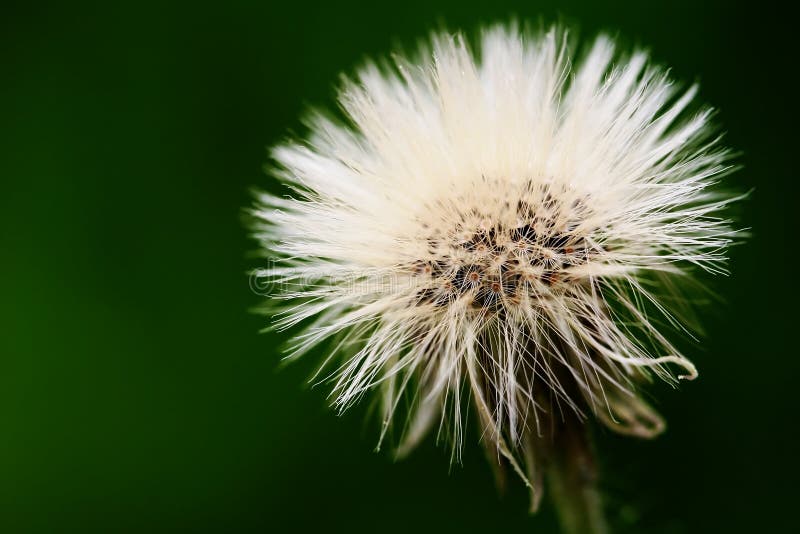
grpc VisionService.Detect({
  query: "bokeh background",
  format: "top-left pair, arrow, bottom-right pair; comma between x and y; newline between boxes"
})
1,1 -> 795,532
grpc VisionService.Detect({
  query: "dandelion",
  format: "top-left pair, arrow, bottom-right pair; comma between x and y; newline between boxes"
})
250,24 -> 740,532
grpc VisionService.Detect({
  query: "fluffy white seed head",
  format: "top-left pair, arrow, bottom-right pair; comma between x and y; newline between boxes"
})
251,24 -> 739,484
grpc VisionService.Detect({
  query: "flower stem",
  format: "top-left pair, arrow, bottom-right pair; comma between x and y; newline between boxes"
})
546,420 -> 608,534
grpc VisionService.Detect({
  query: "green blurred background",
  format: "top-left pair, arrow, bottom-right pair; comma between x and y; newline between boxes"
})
1,1 -> 795,532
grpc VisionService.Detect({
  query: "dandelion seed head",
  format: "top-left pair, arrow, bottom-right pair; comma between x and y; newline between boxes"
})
250,24 -> 741,495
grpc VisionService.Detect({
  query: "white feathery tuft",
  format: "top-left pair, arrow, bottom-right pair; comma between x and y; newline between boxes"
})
250,24 -> 740,489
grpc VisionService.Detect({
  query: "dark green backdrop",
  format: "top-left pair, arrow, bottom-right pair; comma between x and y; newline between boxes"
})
1,1 -> 795,532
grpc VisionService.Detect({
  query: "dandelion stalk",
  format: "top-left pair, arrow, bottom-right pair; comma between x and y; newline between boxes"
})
544,420 -> 607,534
